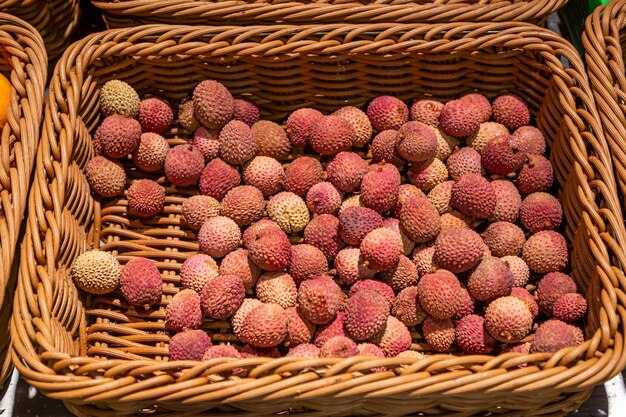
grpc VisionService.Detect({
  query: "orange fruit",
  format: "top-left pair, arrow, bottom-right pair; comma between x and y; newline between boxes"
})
0,73 -> 11,128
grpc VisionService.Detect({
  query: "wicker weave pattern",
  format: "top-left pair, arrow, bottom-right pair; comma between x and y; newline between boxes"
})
91,0 -> 567,28
11,23 -> 626,416
0,0 -> 79,60
583,0 -> 626,225
0,13 -> 46,388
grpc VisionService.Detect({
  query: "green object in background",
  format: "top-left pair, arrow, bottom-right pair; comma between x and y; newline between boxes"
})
561,0 -> 610,55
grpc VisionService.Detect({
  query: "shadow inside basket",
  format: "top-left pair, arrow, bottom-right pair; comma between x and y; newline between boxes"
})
32,25 -> 624,415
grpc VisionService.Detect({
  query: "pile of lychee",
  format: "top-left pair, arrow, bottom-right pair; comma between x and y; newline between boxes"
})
70,77 -> 587,366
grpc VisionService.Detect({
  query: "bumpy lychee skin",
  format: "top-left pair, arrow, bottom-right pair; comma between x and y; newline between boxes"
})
333,106 -> 373,147
407,158 -> 448,192
85,156 -> 126,197
490,180 -> 522,223
345,289 -> 390,340
247,228 -> 292,271
238,303 -> 288,348
482,134 -> 528,176
339,207 -> 383,246
361,163 -> 401,213
393,184 -> 428,217
481,222 -> 525,257
371,130 -> 399,163
240,345 -> 281,358
132,132 -> 169,172
446,147 -> 482,180
313,312 -> 346,347
221,185 -> 266,226
326,152 -> 369,193
412,244 -> 436,277
192,80 -> 234,129
349,279 -> 395,305
360,228 -> 403,271
231,298 -> 263,337
289,244 -> 329,285
422,317 -> 455,352
181,195 -> 220,230
516,154 -> 554,195
180,254 -> 219,293
380,255 -> 417,291
287,343 -> 320,358
492,94 -> 530,130
219,248 -> 260,291
201,274 -> 245,319
306,182 -> 341,215
190,127 -> 220,162
510,287 -> 539,318
455,286 -> 475,319
392,286 -> 426,326
553,293 -> 587,322
286,108 -> 324,147
398,196 -> 441,244
168,330 -> 211,361
251,120 -> 291,161
334,248 -> 375,285
320,336 -> 359,358
267,191 -> 309,234
371,316 -> 412,357
284,307 -> 316,347
520,192 -> 562,233
383,217 -> 415,256
513,126 -> 546,156
95,114 -> 142,158
530,319 -> 584,353
438,99 -> 482,137
432,127 -> 459,161
367,96 -> 409,132
198,216 -> 241,258
243,156 -> 284,196
233,99 -> 260,126
165,289 -> 203,332
417,271 -> 461,320
395,121 -> 438,162
461,93 -> 492,123
467,122 -> 509,154
536,272 -> 577,315
304,214 -> 345,260
455,314 -> 495,354
484,296 -> 533,343
502,256 -> 530,287
522,230 -> 568,274
219,120 -> 257,165
433,228 -> 484,273
199,158 -> 241,200
139,98 -> 173,133
256,272 -> 297,308
284,156 -> 324,197
71,250 -> 121,295
467,256 -> 514,303
440,211 -> 471,231
298,275 -> 343,325
99,80 -> 140,118
178,99 -> 200,132
426,181 -> 453,215
450,173 -> 495,219
242,219 -> 282,249
127,179 -> 165,218
120,257 -> 162,306
410,100 -> 443,126
309,115 -> 355,155
201,345 -> 243,374
165,144 -> 205,187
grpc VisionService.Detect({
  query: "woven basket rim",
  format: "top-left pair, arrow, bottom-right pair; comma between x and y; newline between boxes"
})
90,0 -> 567,25
11,22 -> 626,413
0,11 -> 47,387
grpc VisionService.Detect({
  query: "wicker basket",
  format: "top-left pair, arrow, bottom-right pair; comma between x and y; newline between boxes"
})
583,0 -> 626,220
11,23 -> 626,416
91,0 -> 567,28
0,0 -> 79,60
0,13 -> 46,388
